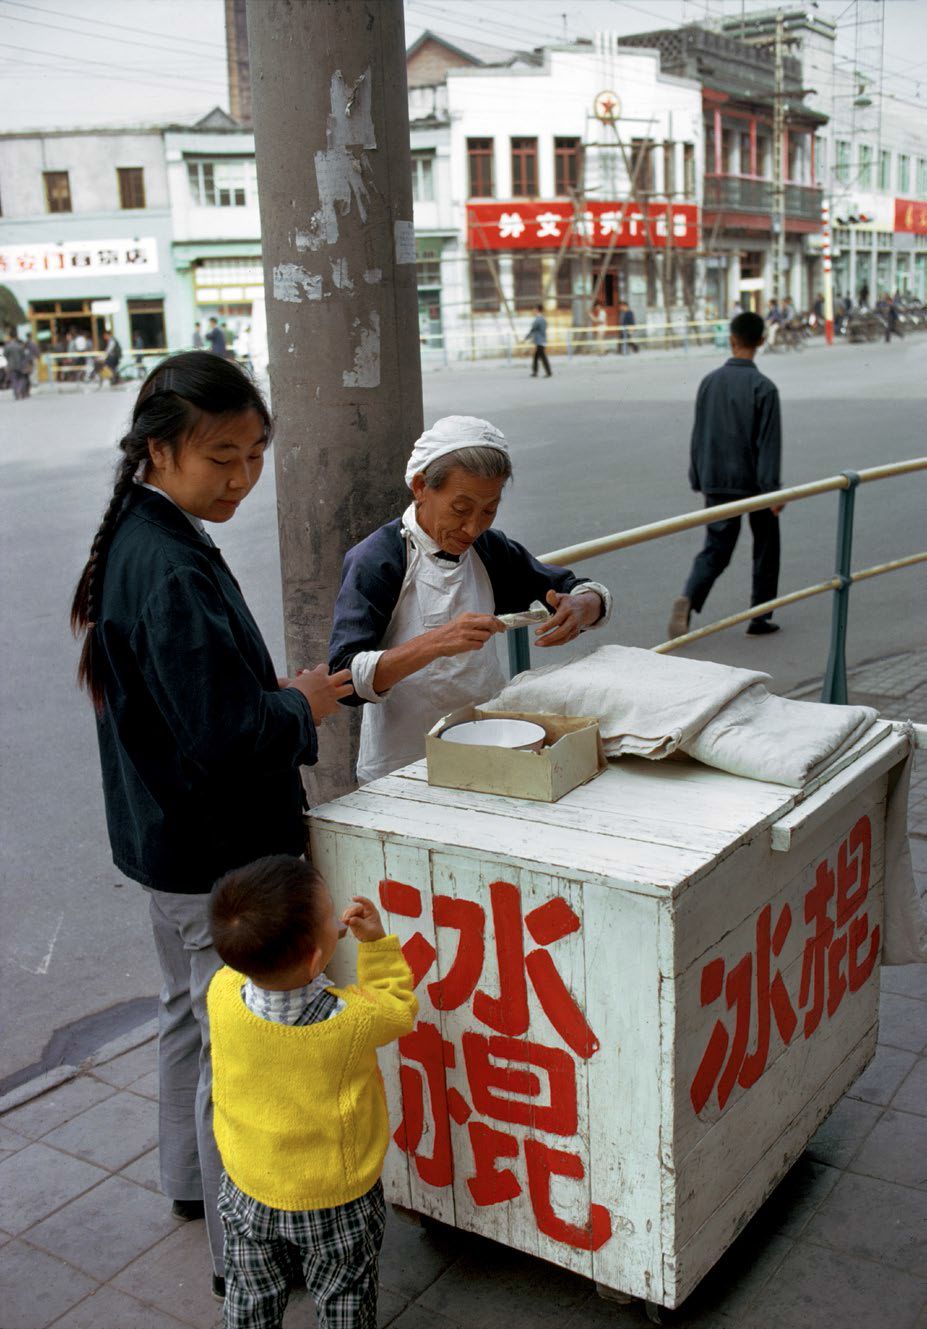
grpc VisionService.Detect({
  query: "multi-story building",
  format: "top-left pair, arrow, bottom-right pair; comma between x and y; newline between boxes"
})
716,7 -> 927,302
0,127 -> 180,357
620,23 -> 826,315
408,30 -> 704,351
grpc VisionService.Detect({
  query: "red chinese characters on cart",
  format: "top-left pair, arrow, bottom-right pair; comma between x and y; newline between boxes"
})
690,814 -> 880,1115
379,877 -> 612,1253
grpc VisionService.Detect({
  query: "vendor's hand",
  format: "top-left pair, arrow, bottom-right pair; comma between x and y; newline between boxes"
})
287,664 -> 353,722
341,895 -> 386,942
535,589 -> 601,646
771,504 -> 785,516
429,612 -> 506,658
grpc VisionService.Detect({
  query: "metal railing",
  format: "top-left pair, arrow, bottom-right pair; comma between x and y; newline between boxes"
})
506,458 -> 927,705
421,317 -> 728,363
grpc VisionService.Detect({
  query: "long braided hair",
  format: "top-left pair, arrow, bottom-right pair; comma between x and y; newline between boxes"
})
71,351 -> 272,710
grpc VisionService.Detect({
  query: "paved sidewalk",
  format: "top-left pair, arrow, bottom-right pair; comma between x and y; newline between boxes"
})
2,651 -> 924,1329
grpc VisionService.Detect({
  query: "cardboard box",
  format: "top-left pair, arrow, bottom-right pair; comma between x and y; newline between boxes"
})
426,705 -> 605,802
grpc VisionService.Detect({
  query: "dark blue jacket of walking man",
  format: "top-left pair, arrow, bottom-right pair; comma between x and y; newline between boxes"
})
668,310 -> 783,640
525,305 -> 552,377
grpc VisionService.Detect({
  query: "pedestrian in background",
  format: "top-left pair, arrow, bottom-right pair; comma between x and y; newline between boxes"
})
206,316 -> 227,359
69,351 -> 352,1300
101,330 -> 122,386
3,327 -> 32,400
192,322 -> 204,350
618,300 -> 638,354
524,304 -> 552,377
668,310 -> 783,641
878,292 -> 903,342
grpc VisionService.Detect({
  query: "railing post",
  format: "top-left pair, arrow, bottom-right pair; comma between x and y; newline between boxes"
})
821,470 -> 860,705
507,626 -> 531,677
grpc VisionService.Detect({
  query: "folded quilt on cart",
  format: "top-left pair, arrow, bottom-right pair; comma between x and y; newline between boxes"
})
482,645 -> 877,788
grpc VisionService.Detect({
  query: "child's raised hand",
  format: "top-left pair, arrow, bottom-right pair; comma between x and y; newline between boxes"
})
341,896 -> 386,943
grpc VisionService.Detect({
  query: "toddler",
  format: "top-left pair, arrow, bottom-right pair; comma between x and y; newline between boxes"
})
207,855 -> 417,1329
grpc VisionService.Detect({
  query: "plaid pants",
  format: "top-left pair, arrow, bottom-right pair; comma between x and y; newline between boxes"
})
218,1174 -> 386,1329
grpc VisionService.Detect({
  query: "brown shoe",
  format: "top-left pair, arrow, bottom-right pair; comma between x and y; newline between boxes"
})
667,595 -> 691,639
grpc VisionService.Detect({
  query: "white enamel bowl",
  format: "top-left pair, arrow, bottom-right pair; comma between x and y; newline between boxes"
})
439,718 -> 547,752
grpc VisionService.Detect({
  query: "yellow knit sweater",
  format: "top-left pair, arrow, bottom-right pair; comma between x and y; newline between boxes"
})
208,935 -> 417,1211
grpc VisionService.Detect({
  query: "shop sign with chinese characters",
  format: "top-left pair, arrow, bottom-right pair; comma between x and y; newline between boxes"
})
467,201 -> 699,251
0,237 -> 159,280
894,198 -> 927,235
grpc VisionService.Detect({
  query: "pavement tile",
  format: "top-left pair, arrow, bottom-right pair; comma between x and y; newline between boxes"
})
111,1223 -> 220,1328
127,1070 -> 160,1101
415,1240 -> 590,1329
881,965 -> 927,1001
23,1173 -> 177,1281
803,1170 -> 927,1276
0,1142 -> 106,1235
754,1241 -> 926,1329
0,1238 -> 98,1329
41,1285 -> 194,1329
378,1209 -> 470,1299
805,1096 -> 883,1169
0,1075 -> 115,1140
41,1087 -> 158,1170
846,1042 -> 918,1106
848,1108 -> 927,1187
385,1305 -> 472,1329
669,1226 -> 794,1322
748,1155 -> 842,1237
0,1120 -> 30,1163
91,1040 -> 158,1089
892,1057 -> 927,1115
121,1145 -> 162,1193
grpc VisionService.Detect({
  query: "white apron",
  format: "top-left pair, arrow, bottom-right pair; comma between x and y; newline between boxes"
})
356,517 -> 507,784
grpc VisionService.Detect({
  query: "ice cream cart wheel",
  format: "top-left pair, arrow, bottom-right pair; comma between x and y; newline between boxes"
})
645,1300 -> 678,1324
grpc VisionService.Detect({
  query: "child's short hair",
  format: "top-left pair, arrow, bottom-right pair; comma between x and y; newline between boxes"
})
730,311 -> 765,348
210,855 -> 328,979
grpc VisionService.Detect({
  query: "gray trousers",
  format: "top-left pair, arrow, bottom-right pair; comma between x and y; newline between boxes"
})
147,889 -> 224,1275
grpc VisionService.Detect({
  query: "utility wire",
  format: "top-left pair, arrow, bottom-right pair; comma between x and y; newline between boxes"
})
0,7 -> 227,65
0,0 -> 227,52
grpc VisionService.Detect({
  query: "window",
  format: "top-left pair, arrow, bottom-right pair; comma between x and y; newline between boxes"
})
556,257 -> 573,309
554,137 -> 581,195
117,167 -> 146,209
739,131 -> 751,176
630,139 -> 654,193
755,134 -> 770,178
833,227 -> 850,248
918,157 -> 927,197
814,135 -> 826,184
663,141 -> 676,196
858,144 -> 872,188
835,140 -> 850,184
187,159 -> 255,207
683,143 -> 695,197
467,138 -> 494,197
720,128 -> 734,175
128,299 -> 165,351
875,231 -> 893,248
511,137 -> 538,198
514,255 -> 542,309
411,152 -> 435,203
879,149 -> 891,191
43,170 -> 72,213
469,254 -> 499,311
416,244 -> 441,288
898,154 -> 910,192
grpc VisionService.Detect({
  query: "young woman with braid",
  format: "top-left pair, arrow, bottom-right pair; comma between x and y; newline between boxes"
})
70,352 -> 352,1299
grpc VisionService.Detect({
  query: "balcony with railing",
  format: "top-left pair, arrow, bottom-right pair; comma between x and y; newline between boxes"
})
704,176 -> 823,222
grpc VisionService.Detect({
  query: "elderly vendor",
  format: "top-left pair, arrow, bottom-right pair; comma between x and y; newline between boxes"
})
329,415 -> 612,784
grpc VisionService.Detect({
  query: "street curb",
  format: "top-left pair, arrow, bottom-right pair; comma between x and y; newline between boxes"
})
0,1018 -> 158,1116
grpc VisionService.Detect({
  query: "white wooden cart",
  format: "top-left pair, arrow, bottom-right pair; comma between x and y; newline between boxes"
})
309,718 -> 910,1313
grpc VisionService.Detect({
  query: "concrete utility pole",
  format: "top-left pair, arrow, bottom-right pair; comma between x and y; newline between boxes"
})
246,0 -> 423,804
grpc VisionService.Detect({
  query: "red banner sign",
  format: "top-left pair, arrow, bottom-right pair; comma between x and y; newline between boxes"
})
468,201 -> 699,251
894,198 -> 927,235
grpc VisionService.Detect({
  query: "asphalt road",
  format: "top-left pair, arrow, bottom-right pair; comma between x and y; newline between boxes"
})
1,336 -> 925,1082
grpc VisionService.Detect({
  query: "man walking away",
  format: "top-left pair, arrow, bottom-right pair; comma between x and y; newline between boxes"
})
525,305 -> 551,377
878,292 -> 903,342
102,331 -> 122,385
192,322 -> 204,349
3,328 -> 32,400
668,310 -> 783,640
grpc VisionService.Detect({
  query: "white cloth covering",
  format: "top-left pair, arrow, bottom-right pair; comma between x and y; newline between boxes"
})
483,645 -> 877,787
404,415 -> 509,488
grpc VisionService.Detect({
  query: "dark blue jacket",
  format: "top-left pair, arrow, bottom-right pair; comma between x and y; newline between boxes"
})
329,518 -> 590,703
688,357 -> 781,498
95,487 -> 316,892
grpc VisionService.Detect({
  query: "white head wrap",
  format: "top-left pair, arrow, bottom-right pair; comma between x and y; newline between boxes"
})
404,415 -> 509,488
